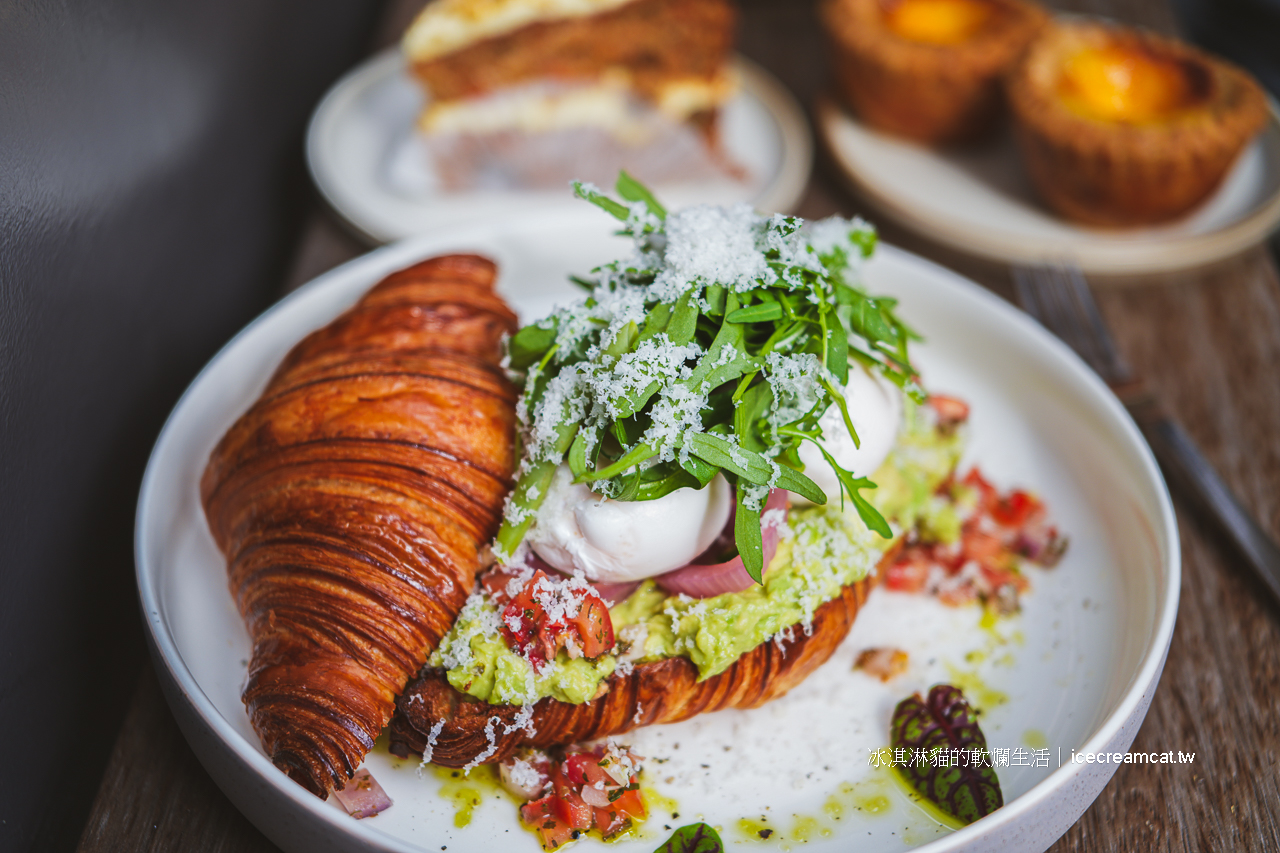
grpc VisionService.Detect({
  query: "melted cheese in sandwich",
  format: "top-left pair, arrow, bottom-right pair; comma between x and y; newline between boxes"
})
404,0 -> 639,62
419,71 -> 736,137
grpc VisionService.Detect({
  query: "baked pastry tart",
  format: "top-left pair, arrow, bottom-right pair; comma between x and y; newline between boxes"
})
1006,20 -> 1269,226
821,0 -> 1048,144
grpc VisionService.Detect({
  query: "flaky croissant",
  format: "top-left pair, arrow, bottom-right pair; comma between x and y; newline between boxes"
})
201,254 -> 518,797
387,568 -> 885,766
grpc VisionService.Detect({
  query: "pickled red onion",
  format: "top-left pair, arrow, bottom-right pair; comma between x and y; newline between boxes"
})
654,489 -> 789,598
589,580 -> 643,606
331,768 -> 392,819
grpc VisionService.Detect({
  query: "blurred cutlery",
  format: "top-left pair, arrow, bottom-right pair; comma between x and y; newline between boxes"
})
1013,261 -> 1280,606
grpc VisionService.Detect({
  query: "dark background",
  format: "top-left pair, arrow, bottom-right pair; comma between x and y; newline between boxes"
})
0,1 -> 1276,851
0,1 -> 384,849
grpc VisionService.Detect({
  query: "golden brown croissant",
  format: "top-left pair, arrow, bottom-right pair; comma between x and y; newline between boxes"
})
201,254 -> 518,797
388,569 -> 884,766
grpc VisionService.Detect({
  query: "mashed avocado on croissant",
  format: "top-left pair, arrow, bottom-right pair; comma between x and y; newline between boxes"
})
429,400 -> 963,706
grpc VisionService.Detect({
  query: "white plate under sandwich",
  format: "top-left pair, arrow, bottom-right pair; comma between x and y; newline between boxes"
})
307,49 -> 813,244
137,206 -> 1179,853
817,95 -> 1280,277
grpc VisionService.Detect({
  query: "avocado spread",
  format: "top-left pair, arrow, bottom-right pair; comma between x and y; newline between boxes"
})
428,401 -> 964,706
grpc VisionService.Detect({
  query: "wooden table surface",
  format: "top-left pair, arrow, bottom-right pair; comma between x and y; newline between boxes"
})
77,1 -> 1280,850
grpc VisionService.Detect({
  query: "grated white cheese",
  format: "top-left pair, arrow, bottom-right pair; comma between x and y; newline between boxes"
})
805,215 -> 874,266
716,431 -> 749,471
760,507 -> 792,538
763,351 -> 827,425
772,624 -> 795,655
506,702 -> 538,737
504,756 -> 543,792
465,716 -> 503,771
601,737 -> 643,782
742,481 -> 769,512
431,590 -> 505,671
644,383 -> 707,461
650,204 -> 775,300
418,719 -> 446,774
616,622 -> 648,664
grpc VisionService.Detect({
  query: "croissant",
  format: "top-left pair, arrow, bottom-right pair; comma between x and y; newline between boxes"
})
387,565 -> 888,766
201,254 -> 518,797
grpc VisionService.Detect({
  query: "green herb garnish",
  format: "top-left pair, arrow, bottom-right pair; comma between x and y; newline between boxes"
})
891,684 -> 1004,825
495,174 -> 924,581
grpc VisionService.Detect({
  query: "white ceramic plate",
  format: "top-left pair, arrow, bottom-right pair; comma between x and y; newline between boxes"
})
818,96 -> 1280,276
307,49 -> 812,244
137,206 -> 1179,853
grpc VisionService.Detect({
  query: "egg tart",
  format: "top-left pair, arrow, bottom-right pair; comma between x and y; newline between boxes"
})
1007,21 -> 1269,227
821,0 -> 1048,144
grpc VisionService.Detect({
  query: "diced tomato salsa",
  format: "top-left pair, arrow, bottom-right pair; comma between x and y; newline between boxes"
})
503,743 -> 645,850
482,568 -> 615,671
884,554 -> 930,593
884,462 -> 1065,610
928,394 -> 970,428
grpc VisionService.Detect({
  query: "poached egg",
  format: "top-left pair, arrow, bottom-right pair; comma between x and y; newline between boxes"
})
526,366 -> 900,579
795,364 -> 902,503
527,465 -> 734,584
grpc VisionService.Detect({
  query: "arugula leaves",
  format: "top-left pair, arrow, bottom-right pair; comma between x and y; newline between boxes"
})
494,174 -> 923,577
891,685 -> 1004,826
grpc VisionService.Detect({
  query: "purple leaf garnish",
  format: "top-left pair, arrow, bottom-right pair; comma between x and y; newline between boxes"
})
653,822 -> 724,853
891,684 -> 1003,825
